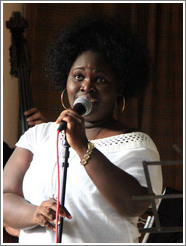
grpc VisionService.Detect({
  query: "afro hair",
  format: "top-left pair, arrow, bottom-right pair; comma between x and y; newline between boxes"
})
45,15 -> 151,99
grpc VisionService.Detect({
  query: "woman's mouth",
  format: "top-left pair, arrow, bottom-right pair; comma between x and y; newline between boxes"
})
90,99 -> 98,104
76,95 -> 98,104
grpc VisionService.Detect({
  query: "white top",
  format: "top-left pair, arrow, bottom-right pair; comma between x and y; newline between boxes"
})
16,122 -> 163,244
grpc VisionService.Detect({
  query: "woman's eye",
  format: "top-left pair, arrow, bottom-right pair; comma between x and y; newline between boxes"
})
74,74 -> 84,81
96,77 -> 107,84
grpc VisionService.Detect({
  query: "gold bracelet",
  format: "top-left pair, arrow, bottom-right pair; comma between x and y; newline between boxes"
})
80,142 -> 95,166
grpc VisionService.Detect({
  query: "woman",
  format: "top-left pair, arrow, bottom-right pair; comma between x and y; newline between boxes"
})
3,16 -> 163,243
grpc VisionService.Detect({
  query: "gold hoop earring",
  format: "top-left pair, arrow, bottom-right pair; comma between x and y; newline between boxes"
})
61,88 -> 68,109
121,96 -> 125,112
114,95 -> 126,114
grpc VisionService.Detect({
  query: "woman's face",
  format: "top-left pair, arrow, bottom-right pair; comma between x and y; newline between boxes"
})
66,50 -> 121,123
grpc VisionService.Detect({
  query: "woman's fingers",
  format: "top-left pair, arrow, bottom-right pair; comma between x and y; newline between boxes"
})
48,198 -> 72,219
34,198 -> 72,231
42,207 -> 56,221
59,206 -> 72,219
56,109 -> 83,125
56,109 -> 88,150
34,213 -> 56,231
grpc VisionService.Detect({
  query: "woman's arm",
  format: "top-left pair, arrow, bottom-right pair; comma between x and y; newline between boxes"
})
3,147 -> 38,229
3,147 -> 72,230
77,146 -> 151,217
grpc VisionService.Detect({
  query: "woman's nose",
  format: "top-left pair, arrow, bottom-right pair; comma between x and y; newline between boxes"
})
80,79 -> 95,92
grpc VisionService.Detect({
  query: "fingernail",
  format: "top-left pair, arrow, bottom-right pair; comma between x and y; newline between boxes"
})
54,219 -> 61,225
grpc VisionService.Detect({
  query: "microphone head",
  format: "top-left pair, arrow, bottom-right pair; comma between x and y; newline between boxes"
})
73,96 -> 92,116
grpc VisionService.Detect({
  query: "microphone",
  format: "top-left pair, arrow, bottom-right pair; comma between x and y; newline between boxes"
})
57,96 -> 92,132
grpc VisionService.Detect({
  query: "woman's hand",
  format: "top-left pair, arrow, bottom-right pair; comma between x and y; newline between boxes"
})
33,198 -> 72,231
56,109 -> 88,150
24,108 -> 48,126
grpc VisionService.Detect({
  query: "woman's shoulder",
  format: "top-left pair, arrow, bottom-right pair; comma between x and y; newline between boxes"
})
17,122 -> 58,144
16,122 -> 58,151
26,122 -> 58,135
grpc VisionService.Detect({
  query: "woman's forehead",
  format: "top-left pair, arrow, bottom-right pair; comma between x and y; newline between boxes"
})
70,50 -> 115,74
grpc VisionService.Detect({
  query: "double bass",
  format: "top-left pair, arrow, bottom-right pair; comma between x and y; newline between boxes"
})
6,11 -> 33,135
4,11 -> 33,243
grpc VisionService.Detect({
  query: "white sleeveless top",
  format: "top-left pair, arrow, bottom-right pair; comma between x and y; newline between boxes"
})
16,122 -> 163,244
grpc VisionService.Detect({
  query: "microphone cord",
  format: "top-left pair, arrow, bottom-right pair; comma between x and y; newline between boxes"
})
56,129 -> 60,243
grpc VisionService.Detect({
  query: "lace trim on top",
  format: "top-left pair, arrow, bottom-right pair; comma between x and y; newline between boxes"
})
91,132 -> 158,153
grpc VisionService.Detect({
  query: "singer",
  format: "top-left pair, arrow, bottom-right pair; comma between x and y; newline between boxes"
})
3,15 -> 163,243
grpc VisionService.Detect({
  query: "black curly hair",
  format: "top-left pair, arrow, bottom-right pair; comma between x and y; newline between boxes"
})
45,15 -> 151,99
